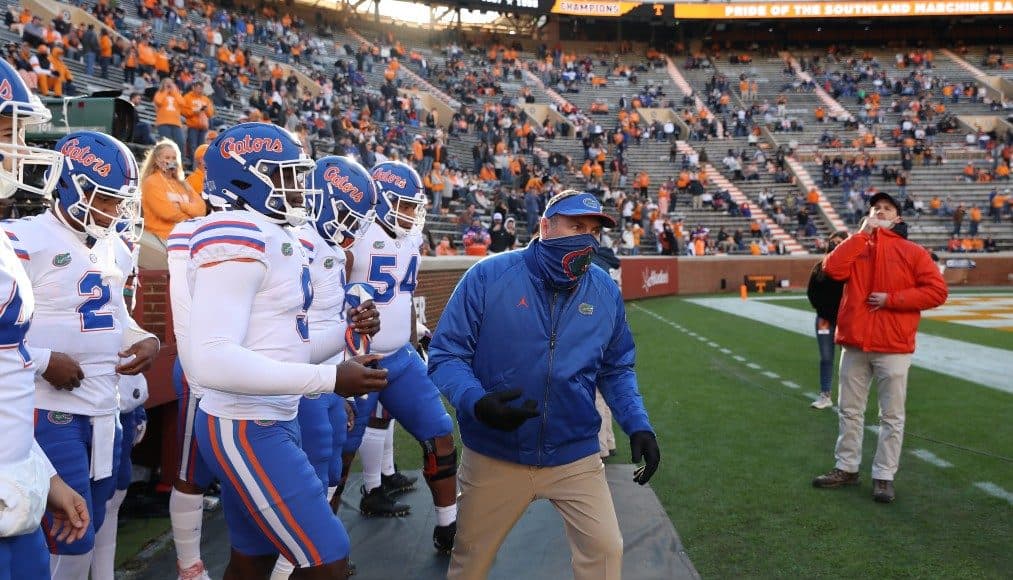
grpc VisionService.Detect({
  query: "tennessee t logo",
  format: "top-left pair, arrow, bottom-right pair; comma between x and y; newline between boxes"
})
517,296 -> 528,308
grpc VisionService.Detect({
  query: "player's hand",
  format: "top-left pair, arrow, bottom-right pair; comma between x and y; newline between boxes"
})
116,337 -> 160,375
344,399 -> 356,431
630,431 -> 660,485
46,475 -> 89,544
474,388 -> 540,432
334,354 -> 388,397
867,292 -> 889,311
44,352 -> 84,391
348,300 -> 380,337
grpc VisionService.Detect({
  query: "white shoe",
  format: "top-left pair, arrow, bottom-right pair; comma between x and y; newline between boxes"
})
811,393 -> 833,409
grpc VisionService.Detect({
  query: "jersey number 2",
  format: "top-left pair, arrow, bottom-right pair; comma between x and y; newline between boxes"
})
367,255 -> 418,304
77,272 -> 115,331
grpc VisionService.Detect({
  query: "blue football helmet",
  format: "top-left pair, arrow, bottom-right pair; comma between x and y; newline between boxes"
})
0,58 -> 63,198
310,156 -> 376,248
203,123 -> 318,226
50,131 -> 140,240
371,161 -> 426,237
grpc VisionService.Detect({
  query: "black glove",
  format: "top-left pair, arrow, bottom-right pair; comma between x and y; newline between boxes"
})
630,431 -> 660,485
474,388 -> 540,432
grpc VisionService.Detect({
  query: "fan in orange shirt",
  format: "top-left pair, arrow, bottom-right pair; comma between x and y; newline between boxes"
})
185,144 -> 208,196
140,140 -> 206,241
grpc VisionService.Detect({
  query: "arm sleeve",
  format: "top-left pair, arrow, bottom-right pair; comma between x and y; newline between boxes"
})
598,288 -> 653,436
27,346 -> 51,375
427,265 -> 488,422
887,250 -> 949,312
822,232 -> 868,281
178,187 -> 207,219
188,260 -> 336,395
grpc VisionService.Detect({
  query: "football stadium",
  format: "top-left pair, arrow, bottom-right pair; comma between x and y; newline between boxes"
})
0,0 -> 1009,578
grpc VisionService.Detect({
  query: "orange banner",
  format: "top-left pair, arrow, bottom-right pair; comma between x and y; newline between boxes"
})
551,0 -> 643,16
673,1 -> 1013,18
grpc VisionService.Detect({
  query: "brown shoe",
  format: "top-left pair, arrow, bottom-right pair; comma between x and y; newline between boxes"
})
873,479 -> 896,503
812,468 -> 860,488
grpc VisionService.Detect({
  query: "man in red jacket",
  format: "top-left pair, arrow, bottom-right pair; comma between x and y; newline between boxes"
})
812,192 -> 947,503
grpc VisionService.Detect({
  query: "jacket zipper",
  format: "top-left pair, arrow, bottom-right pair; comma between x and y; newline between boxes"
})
538,290 -> 560,467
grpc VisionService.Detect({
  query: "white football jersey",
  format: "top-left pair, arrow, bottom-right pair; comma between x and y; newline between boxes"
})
167,218 -> 204,397
6,212 -> 133,416
0,225 -> 37,465
348,223 -> 421,355
190,211 -> 314,421
294,225 -> 347,365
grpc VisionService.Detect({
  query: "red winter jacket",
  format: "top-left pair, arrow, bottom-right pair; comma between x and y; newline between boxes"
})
823,227 -> 947,354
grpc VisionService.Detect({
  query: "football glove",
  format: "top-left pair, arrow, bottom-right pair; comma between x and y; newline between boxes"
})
474,388 -> 540,432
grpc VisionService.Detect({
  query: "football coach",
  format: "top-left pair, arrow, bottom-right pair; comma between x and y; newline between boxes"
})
429,190 -> 661,580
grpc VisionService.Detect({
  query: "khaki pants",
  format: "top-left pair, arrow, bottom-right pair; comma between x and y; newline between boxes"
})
834,348 -> 912,481
450,448 -> 623,580
595,390 -> 616,457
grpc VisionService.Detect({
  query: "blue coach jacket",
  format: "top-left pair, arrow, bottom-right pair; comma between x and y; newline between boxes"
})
428,242 -> 653,467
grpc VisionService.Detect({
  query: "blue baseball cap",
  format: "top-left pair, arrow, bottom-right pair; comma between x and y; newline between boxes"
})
543,191 -> 617,228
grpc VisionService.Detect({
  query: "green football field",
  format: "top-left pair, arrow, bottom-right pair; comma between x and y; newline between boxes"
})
118,291 -> 1013,578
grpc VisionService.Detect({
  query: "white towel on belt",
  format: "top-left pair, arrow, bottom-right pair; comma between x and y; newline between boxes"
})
90,414 -> 118,480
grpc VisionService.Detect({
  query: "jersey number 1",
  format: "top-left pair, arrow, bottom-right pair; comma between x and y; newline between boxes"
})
78,272 -> 115,331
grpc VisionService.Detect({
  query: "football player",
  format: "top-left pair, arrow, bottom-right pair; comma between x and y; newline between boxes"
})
166,159 -> 219,580
6,129 -> 157,579
343,160 -> 458,553
0,57 -> 89,579
270,156 -> 379,580
91,230 -> 149,580
184,123 -> 387,579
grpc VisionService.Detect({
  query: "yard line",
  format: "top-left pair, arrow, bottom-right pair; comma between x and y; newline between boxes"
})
707,341 -> 720,348
782,380 -> 801,390
910,449 -> 953,468
720,348 -> 732,354
685,297 -> 1013,393
973,482 -> 1013,505
761,371 -> 780,379
746,362 -> 763,370
733,355 -> 747,362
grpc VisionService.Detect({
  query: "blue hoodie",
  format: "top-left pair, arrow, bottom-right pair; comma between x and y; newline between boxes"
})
428,242 -> 653,467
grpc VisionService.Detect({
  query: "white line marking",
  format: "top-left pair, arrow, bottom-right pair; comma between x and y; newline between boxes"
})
733,355 -> 747,362
707,341 -> 720,348
866,425 -> 880,435
910,449 -> 953,468
697,336 -> 708,342
720,348 -> 732,354
782,380 -> 801,390
761,370 -> 780,379
685,297 -> 1013,393
746,362 -> 763,370
973,482 -> 1013,505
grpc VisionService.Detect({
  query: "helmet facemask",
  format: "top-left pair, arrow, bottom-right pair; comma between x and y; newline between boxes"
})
0,100 -> 64,199
382,191 -> 426,238
232,152 -> 319,227
60,171 -> 141,240
316,186 -> 375,248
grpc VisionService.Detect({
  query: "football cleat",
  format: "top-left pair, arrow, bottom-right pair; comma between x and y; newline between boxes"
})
380,470 -> 418,497
359,485 -> 410,518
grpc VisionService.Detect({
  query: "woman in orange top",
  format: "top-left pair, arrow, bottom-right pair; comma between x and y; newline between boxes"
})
140,140 -> 205,241
185,144 -> 208,195
183,85 -> 214,166
152,78 -> 186,163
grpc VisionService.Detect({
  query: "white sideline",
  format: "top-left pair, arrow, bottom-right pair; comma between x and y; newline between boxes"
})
910,449 -> 954,468
685,298 -> 1013,394
973,482 -> 1013,505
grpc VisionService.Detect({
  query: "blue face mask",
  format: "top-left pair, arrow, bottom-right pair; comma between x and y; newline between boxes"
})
533,233 -> 599,289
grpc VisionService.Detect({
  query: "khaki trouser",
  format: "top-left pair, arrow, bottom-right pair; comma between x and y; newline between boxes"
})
450,448 -> 623,580
595,390 -> 616,457
834,348 -> 912,481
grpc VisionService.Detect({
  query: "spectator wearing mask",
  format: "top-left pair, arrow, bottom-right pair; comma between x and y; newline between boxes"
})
807,230 -> 849,410
140,140 -> 205,241
182,84 -> 214,167
463,218 -> 491,256
813,192 -> 947,503
153,78 -> 186,156
488,213 -> 515,253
